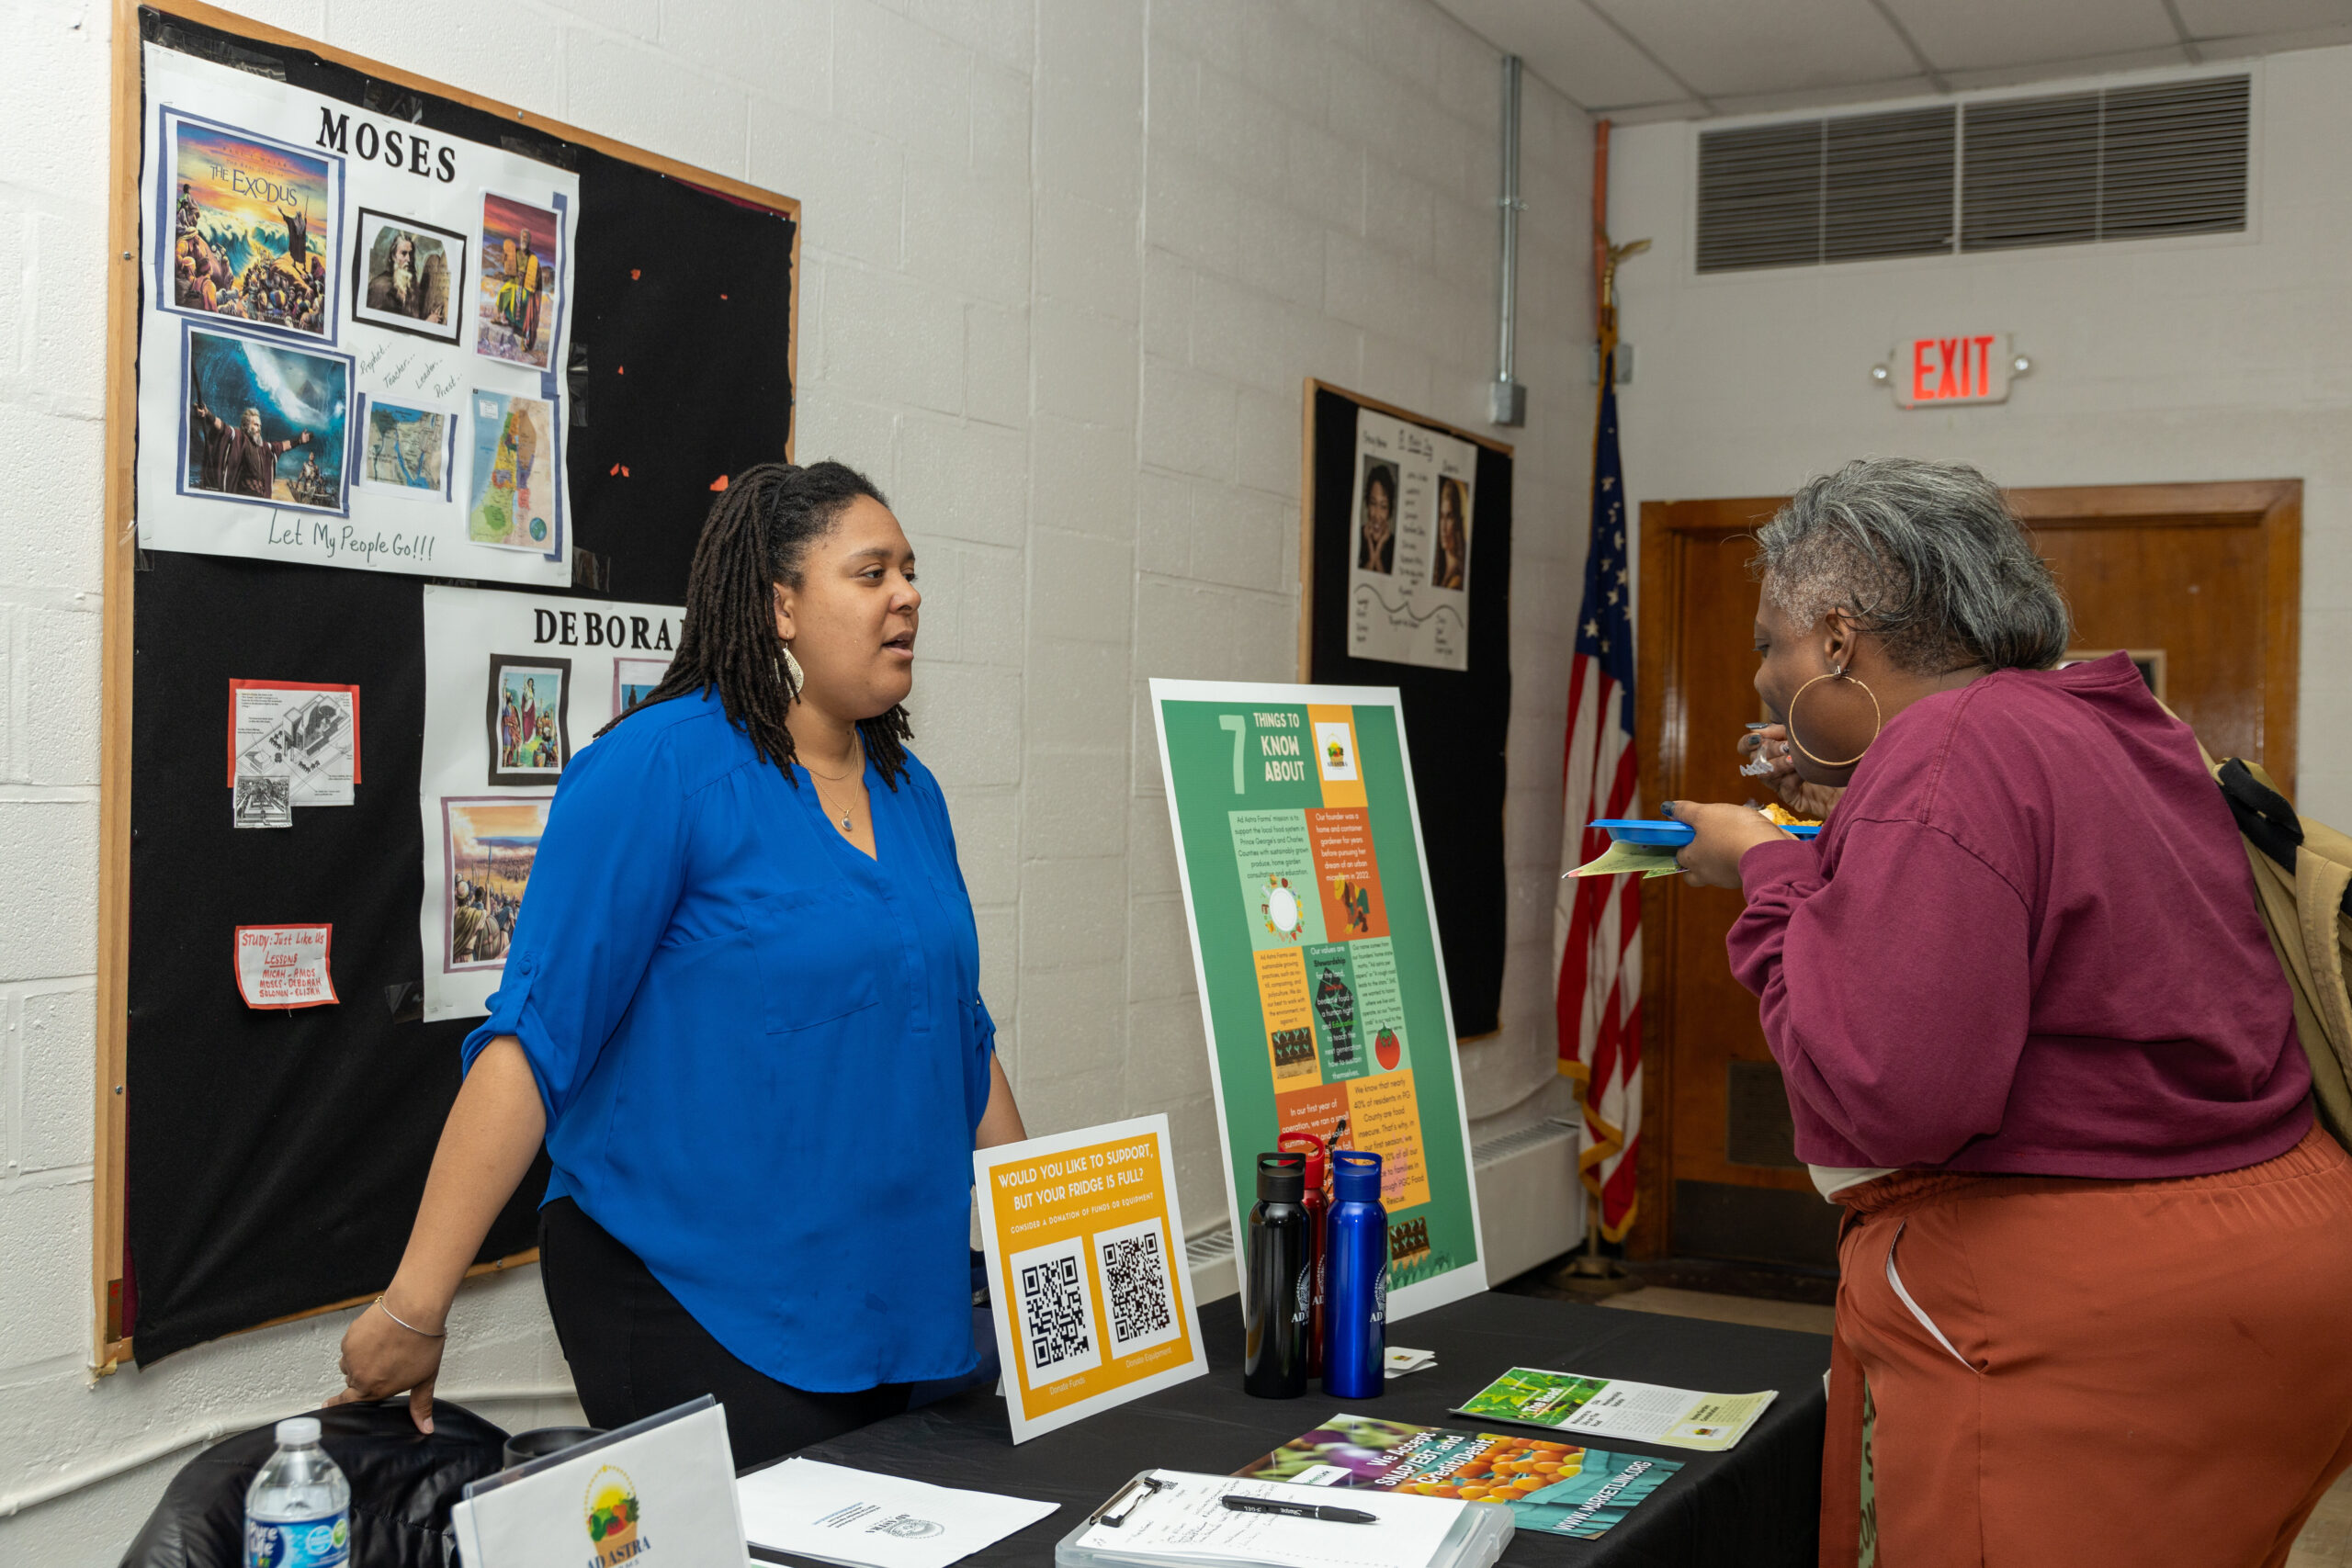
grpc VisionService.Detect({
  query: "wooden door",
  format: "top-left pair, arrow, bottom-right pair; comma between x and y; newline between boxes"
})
1630,481 -> 2301,1264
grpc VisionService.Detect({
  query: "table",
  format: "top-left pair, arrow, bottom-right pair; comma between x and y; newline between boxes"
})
755,1291 -> 1831,1565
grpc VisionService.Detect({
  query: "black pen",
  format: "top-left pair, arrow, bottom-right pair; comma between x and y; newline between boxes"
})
1222,1495 -> 1378,1525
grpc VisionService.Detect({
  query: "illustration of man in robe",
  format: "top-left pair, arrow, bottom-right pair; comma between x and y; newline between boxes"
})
499,690 -> 522,767
279,203 -> 310,276
367,231 -> 446,323
517,680 -> 539,766
190,386 -> 311,500
495,228 -> 545,355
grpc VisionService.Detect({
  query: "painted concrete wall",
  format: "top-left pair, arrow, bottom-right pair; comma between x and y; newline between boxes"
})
1608,50 -> 2352,824
0,0 -> 1594,1551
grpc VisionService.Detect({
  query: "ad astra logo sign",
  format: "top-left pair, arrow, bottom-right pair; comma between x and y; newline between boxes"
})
315,107 -> 459,183
1892,333 -> 2015,408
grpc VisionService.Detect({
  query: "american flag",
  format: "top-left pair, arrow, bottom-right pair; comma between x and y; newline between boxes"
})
1554,344 -> 1641,1241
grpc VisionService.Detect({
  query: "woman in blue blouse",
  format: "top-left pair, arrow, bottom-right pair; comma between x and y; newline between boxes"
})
331,462 -> 1026,1463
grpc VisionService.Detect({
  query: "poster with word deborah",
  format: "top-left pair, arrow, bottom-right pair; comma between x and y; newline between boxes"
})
1150,680 -> 1487,1320
417,584 -> 682,1021
974,1115 -> 1206,1443
136,45 -> 575,584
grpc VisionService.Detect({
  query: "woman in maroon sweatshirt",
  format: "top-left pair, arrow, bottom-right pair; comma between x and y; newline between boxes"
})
1668,458 -> 2352,1568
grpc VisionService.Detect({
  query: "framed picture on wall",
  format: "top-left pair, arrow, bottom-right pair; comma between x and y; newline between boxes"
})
350,208 -> 468,344
484,653 -> 571,786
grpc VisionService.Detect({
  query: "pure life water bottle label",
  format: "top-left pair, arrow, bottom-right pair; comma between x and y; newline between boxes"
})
247,1512 -> 350,1568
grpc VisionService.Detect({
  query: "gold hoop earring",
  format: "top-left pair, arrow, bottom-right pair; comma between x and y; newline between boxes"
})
1785,664 -> 1882,768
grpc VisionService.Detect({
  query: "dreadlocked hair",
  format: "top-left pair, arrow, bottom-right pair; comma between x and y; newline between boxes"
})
595,460 -> 914,788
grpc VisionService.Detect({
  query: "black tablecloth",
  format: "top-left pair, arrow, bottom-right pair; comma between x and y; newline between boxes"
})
754,1291 -> 1831,1565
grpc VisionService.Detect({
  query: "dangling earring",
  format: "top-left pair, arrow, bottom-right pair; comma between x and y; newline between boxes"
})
1785,661 -> 1882,768
781,642 -> 805,700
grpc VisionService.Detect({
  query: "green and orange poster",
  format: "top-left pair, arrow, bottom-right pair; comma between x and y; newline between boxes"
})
1150,680 -> 1487,1317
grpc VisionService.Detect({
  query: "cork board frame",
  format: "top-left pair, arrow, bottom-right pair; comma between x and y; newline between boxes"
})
97,0 -> 801,1371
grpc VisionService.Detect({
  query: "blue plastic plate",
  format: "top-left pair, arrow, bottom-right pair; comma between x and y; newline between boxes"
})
1591,818 -> 1821,845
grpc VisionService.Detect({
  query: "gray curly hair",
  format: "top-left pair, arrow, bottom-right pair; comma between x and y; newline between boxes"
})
1752,457 -> 2071,673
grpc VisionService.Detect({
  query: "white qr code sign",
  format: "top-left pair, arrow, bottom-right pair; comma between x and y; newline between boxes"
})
976,1114 -> 1208,1443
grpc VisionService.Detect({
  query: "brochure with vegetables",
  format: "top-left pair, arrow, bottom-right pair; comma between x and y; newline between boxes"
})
1235,1413 -> 1682,1541
1453,1367 -> 1776,1452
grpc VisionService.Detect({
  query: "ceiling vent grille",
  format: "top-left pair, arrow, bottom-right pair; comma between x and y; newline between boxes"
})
1698,74 -> 2247,273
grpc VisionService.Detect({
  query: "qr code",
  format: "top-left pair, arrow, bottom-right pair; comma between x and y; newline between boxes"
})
1095,1217 -> 1182,1356
1021,1254 -> 1093,1371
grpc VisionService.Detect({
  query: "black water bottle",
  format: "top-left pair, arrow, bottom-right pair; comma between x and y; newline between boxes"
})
1244,1152 -> 1312,1398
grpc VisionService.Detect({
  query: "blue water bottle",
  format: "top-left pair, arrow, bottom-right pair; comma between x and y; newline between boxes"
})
1322,1149 -> 1387,1399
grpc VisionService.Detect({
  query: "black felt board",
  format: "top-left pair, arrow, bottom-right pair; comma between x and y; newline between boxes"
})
1306,386 -> 1512,1039
760,1291 -> 1829,1566
126,7 -> 797,1364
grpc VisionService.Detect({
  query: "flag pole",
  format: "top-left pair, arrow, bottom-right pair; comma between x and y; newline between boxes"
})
1561,120 -> 1647,1295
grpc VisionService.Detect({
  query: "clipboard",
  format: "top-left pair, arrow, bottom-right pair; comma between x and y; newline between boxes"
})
1053,1470 -> 1514,1568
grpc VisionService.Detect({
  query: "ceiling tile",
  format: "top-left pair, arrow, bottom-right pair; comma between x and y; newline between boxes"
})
2172,0 -> 2352,38
1432,0 -> 1690,108
1589,0 -> 1919,99
1882,0 -> 2178,73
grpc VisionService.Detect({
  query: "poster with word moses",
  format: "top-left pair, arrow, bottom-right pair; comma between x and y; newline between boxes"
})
1150,679 -> 1486,1319
137,45 -> 576,584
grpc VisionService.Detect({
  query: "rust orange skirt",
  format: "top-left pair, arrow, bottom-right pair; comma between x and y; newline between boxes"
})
1821,1122 -> 2352,1568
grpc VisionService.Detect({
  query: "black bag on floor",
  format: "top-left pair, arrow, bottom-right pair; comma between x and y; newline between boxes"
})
120,1400 -> 507,1568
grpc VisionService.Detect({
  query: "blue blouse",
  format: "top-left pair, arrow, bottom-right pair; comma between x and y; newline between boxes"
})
461,689 -> 996,1392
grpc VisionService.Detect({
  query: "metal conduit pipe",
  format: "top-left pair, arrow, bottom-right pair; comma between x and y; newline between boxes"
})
1490,53 -> 1527,427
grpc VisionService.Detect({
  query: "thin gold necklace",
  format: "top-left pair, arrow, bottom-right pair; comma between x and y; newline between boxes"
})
804,736 -> 865,834
802,730 -> 863,782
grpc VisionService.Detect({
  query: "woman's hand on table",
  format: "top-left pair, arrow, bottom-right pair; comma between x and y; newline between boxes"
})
328,1290 -> 447,1432
1662,800 -> 1794,889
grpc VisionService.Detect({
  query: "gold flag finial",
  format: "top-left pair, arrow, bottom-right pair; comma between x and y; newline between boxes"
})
1598,234 -> 1650,350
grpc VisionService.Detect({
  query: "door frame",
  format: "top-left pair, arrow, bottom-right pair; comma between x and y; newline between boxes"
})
1628,479 -> 2301,1258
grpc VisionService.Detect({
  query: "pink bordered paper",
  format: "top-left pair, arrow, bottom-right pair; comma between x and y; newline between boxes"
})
233,923 -> 339,1010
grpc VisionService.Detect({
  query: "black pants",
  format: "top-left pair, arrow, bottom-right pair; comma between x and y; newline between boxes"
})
538,1197 -> 910,1469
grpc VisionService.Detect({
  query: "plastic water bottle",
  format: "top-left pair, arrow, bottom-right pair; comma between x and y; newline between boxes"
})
1322,1149 -> 1388,1399
245,1416 -> 351,1568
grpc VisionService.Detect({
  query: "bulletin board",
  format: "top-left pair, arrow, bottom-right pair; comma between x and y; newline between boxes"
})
96,0 -> 800,1369
1299,382 -> 1513,1039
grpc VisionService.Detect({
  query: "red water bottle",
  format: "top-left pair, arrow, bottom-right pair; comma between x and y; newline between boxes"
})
1279,1132 -> 1329,1377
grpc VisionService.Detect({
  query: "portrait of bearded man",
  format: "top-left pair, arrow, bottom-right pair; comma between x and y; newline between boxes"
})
366,230 -> 447,323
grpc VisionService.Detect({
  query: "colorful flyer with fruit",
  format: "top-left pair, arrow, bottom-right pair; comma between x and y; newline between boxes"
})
974,1114 -> 1208,1443
1150,680 -> 1487,1319
1238,1413 -> 1684,1540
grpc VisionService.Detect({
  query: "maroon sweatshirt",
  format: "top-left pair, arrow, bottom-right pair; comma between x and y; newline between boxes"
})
1729,651 -> 2311,1178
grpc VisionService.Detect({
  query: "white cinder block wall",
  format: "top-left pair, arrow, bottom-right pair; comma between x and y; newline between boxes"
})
0,0 -> 1593,1551
1610,50 -> 2352,826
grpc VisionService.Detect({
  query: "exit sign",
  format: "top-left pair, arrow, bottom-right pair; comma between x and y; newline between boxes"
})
1894,333 -> 2012,408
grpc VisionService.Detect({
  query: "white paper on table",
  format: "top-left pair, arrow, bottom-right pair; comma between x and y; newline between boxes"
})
737,1458 -> 1059,1568
1072,1472 -> 1464,1568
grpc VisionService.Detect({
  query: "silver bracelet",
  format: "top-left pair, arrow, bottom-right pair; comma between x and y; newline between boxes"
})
376,1294 -> 447,1339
